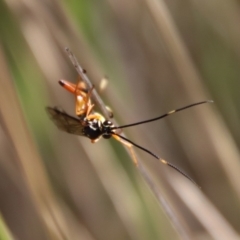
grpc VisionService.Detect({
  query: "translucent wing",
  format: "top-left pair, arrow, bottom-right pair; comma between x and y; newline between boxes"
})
46,107 -> 85,136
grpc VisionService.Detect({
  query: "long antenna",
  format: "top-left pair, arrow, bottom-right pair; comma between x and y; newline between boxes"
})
112,100 -> 213,130
112,133 -> 199,187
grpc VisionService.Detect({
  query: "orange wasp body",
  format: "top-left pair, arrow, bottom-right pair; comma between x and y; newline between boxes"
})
47,77 -> 212,185
59,79 -> 94,118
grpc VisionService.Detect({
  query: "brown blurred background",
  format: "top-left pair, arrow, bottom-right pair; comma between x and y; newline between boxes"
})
0,0 -> 240,239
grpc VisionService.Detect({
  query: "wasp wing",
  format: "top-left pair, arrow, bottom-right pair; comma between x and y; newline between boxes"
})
46,107 -> 85,136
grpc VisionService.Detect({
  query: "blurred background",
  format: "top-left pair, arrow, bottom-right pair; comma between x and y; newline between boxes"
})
0,0 -> 240,239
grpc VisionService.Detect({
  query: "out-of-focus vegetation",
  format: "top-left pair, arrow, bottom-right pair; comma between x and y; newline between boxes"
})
0,0 -> 240,239
0,215 -> 13,240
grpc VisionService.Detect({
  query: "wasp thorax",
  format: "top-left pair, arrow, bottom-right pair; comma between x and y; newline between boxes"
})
82,118 -> 103,140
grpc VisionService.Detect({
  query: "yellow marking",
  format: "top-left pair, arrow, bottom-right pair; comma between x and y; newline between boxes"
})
168,110 -> 176,114
87,112 -> 105,122
160,159 -> 168,165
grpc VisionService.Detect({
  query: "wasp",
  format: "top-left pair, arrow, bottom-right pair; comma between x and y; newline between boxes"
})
46,78 -> 212,185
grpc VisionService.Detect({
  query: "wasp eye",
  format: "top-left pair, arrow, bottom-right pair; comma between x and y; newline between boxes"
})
103,120 -> 112,127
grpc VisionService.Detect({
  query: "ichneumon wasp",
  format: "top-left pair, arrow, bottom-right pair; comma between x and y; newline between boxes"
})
46,77 -> 212,185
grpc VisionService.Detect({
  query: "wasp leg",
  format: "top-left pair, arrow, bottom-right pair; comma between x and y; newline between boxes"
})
75,83 -> 94,117
59,79 -> 89,94
105,106 -> 114,118
59,79 -> 77,93
85,86 -> 95,117
112,134 -> 138,166
91,138 -> 101,143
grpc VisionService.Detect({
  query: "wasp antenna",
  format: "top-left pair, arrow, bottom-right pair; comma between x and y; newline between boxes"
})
160,159 -> 200,188
112,100 -> 213,130
113,133 -> 199,187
